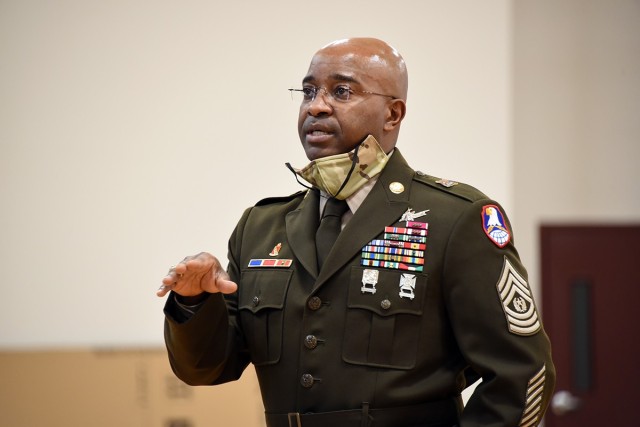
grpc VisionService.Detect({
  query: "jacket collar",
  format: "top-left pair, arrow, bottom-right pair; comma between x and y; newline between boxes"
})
285,148 -> 414,286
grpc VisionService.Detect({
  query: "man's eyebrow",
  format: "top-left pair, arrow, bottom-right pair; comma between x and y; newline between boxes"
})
302,73 -> 360,85
330,73 -> 359,84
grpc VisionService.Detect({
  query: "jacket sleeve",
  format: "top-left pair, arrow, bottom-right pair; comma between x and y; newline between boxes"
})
163,208 -> 252,386
443,199 -> 556,427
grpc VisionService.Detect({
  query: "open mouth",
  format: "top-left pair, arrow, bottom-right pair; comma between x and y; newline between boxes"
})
305,129 -> 334,143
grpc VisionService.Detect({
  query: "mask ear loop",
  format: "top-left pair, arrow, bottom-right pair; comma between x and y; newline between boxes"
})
285,141 -> 361,198
333,143 -> 360,199
285,162 -> 313,191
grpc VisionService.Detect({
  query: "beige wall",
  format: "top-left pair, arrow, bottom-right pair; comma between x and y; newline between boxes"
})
0,0 -> 512,348
512,0 -> 640,304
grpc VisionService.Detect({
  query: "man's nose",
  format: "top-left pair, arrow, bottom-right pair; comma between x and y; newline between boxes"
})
307,89 -> 333,116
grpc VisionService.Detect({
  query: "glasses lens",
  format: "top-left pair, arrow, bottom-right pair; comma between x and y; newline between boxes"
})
332,85 -> 351,101
289,86 -> 355,102
303,87 -> 318,101
289,88 -> 316,102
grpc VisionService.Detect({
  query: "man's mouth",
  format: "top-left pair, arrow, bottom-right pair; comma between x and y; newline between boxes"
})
303,122 -> 335,142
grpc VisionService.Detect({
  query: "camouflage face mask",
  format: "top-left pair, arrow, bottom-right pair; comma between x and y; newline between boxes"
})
287,135 -> 389,200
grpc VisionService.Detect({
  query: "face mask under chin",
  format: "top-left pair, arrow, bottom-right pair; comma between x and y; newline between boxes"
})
287,135 -> 389,200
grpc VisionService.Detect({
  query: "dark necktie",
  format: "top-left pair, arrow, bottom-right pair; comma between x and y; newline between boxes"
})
316,197 -> 349,269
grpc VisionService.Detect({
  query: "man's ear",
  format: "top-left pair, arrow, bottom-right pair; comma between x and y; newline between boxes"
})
383,99 -> 406,131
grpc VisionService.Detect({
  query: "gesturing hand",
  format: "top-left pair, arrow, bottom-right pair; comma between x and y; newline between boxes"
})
156,252 -> 238,298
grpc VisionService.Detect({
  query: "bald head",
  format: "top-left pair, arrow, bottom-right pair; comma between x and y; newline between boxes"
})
314,38 -> 408,101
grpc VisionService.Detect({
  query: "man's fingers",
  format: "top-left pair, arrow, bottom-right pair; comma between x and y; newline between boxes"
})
158,266 -> 181,297
163,262 -> 183,277
185,252 -> 216,271
164,254 -> 212,282
216,278 -> 238,294
156,283 -> 173,297
212,268 -> 237,294
173,263 -> 188,275
157,252 -> 226,298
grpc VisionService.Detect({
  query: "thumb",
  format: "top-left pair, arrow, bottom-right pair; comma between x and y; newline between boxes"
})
216,277 -> 238,294
204,268 -> 237,294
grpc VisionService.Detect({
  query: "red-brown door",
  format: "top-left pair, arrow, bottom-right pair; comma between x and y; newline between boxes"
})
541,225 -> 640,426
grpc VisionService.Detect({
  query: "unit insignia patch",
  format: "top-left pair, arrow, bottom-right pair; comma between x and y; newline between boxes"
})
496,257 -> 540,336
482,204 -> 511,248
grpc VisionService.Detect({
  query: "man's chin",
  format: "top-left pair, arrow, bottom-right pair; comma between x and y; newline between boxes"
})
302,140 -> 361,161
302,142 -> 336,161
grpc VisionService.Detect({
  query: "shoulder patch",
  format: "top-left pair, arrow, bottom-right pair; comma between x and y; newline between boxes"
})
413,171 -> 488,203
255,190 -> 306,207
496,257 -> 541,336
481,204 -> 511,248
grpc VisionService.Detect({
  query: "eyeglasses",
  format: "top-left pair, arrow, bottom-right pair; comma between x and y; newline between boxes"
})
288,85 -> 397,103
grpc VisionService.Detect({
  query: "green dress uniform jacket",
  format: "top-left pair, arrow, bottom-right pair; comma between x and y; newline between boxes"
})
164,149 -> 556,427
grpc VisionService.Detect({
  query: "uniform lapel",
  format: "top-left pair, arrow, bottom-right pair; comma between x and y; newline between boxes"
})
285,189 -> 320,279
313,149 -> 414,291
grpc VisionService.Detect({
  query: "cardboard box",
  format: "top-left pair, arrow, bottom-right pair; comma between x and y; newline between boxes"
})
0,348 -> 264,427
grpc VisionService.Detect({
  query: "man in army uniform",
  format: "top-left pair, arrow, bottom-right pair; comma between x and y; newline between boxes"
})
157,37 -> 555,427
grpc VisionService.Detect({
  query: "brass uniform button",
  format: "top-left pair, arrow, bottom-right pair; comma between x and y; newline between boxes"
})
380,299 -> 391,310
307,296 -> 322,311
252,296 -> 260,307
304,335 -> 318,349
300,374 -> 314,388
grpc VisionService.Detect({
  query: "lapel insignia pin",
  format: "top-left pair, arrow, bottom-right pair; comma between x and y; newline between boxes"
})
389,182 -> 405,194
400,207 -> 430,223
399,273 -> 416,299
361,269 -> 379,294
269,243 -> 282,256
